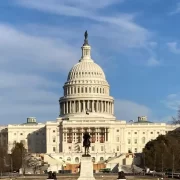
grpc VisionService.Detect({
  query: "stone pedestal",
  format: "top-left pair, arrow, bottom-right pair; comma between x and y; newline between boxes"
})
77,156 -> 95,180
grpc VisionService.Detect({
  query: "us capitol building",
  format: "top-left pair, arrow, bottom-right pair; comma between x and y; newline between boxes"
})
0,32 -> 178,165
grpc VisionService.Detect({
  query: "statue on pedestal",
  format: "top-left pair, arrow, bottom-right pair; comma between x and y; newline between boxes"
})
117,171 -> 126,180
82,131 -> 91,157
47,171 -> 57,180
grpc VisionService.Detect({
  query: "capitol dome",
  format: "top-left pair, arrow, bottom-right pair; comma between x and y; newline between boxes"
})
67,61 -> 106,81
59,31 -> 114,119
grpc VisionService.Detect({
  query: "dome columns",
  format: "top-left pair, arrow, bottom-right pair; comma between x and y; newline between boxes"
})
59,99 -> 114,116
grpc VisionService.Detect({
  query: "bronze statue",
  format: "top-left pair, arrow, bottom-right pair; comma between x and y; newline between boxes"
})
83,30 -> 89,45
117,171 -> 126,179
47,171 -> 57,180
84,30 -> 88,40
83,131 -> 91,156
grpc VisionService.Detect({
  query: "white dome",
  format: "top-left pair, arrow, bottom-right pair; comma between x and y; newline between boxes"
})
59,31 -> 114,120
67,61 -> 106,81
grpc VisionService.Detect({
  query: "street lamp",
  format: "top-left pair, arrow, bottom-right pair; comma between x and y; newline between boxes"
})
172,151 -> 175,179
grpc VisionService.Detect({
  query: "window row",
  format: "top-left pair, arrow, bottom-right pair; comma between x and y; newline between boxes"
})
128,148 -> 138,153
64,86 -> 109,96
127,131 -> 160,135
68,71 -> 103,79
128,137 -> 146,144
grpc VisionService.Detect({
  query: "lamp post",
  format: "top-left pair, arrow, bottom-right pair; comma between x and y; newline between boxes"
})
172,151 -> 174,179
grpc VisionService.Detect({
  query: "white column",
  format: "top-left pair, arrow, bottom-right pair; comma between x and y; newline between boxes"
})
67,101 -> 69,114
73,101 -> 75,113
109,102 -> 110,113
112,102 -> 114,115
92,100 -> 94,112
87,100 -> 89,110
105,101 -> 107,112
107,102 -> 109,113
63,102 -> 65,114
83,100 -> 85,112
78,101 -> 80,112
69,101 -> 71,113
101,101 -> 103,112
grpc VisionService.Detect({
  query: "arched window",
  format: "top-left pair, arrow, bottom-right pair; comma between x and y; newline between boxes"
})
100,157 -> 104,161
67,157 -> 71,161
97,88 -> 98,93
78,87 -> 80,93
74,87 -> 76,93
92,157 -> 95,162
103,88 -> 104,93
100,88 -> 101,93
85,87 -> 87,93
75,157 -> 79,163
142,137 -> 145,144
81,87 -> 83,93
89,87 -> 91,93
93,87 -> 95,93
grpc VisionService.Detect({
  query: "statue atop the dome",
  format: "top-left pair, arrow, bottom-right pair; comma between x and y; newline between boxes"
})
83,30 -> 89,45
84,30 -> 88,40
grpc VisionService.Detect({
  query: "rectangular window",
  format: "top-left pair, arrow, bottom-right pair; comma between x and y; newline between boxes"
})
91,146 -> 95,151
53,147 -> 56,152
128,139 -> 131,144
134,148 -> 137,153
101,146 -> 104,151
128,148 -> 132,153
134,139 -> 137,144
53,139 -> 56,143
117,146 -> 119,151
116,137 -> 119,142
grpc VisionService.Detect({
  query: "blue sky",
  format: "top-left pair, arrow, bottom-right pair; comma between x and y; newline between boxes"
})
1,0 -> 180,124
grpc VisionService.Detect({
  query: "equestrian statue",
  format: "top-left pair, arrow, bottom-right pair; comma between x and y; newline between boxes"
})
83,131 -> 91,157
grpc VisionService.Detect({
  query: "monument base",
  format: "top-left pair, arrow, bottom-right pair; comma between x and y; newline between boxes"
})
77,156 -> 95,180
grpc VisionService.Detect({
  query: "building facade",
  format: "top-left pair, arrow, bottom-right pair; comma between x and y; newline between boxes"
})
0,33 -> 179,164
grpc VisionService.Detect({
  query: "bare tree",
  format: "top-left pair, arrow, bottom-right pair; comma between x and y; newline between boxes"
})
172,106 -> 180,124
25,155 -> 42,174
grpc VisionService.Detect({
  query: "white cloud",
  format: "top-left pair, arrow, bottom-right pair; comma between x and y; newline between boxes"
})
0,1 -> 159,124
147,57 -> 160,67
15,0 -> 151,49
169,2 -> 180,15
148,41 -> 157,48
163,93 -> 180,110
0,72 -> 61,124
0,24 -> 79,73
167,42 -> 180,54
114,99 -> 152,121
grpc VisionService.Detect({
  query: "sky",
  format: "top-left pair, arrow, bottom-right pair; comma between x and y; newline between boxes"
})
1,0 -> 180,124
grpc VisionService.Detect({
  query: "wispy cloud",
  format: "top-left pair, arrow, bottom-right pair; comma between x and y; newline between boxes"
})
0,24 -> 79,73
0,72 -> 60,124
167,42 -> 180,54
163,93 -> 180,110
15,0 -> 151,49
169,2 -> 180,15
147,57 -> 160,67
115,99 -> 152,121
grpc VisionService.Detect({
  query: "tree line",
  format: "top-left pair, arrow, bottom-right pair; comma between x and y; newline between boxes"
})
0,142 -> 43,174
143,108 -> 180,172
